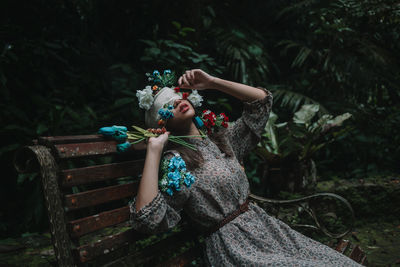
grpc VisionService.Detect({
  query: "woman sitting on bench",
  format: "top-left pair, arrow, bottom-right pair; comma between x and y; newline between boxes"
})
130,69 -> 362,266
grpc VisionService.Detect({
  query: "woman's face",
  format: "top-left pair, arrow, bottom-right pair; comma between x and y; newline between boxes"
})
166,99 -> 195,131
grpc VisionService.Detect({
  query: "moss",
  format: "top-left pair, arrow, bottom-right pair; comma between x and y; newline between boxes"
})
316,177 -> 400,220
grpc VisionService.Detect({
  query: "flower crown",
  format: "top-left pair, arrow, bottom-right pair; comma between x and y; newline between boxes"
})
136,69 -> 203,111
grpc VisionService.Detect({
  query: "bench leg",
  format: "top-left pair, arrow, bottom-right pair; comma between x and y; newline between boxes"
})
26,146 -> 75,267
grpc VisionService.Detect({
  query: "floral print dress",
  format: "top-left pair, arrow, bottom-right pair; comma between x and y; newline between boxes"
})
129,89 -> 362,267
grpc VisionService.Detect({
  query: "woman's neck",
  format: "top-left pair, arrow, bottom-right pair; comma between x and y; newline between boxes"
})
173,122 -> 202,139
188,122 -> 202,139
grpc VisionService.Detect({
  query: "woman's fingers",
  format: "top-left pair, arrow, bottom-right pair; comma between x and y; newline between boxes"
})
179,74 -> 192,88
183,74 -> 191,86
147,131 -> 170,151
178,69 -> 212,89
186,70 -> 194,81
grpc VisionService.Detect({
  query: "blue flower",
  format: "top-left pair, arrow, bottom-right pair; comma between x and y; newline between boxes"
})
166,188 -> 174,196
168,170 -> 181,182
168,105 -> 174,110
168,156 -> 186,171
158,108 -> 174,120
184,172 -> 195,187
116,141 -> 131,153
161,155 -> 195,196
168,172 -> 181,190
164,69 -> 171,74
153,70 -> 160,76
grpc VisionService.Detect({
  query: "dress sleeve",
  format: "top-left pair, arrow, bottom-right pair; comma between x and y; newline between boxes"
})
129,152 -> 192,234
227,87 -> 273,162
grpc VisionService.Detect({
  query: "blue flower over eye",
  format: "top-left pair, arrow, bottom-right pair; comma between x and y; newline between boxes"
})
158,108 -> 174,120
153,70 -> 160,76
164,69 -> 171,74
168,105 -> 174,110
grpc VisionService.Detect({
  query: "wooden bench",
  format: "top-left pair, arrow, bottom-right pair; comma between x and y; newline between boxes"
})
14,134 -> 367,266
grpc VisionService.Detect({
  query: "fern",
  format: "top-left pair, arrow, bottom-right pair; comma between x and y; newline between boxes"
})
270,87 -> 328,114
210,26 -> 272,85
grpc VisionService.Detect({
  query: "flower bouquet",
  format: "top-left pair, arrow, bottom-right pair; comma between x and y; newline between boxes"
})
98,125 -> 206,152
127,125 -> 205,150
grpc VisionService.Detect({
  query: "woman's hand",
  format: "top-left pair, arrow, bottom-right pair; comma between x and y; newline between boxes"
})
178,69 -> 215,90
146,131 -> 170,153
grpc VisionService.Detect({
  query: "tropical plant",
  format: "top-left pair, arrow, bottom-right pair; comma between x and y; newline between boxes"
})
253,104 -> 352,196
139,22 -> 223,77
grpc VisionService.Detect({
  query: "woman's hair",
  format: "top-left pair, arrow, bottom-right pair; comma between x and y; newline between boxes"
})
166,127 -> 233,171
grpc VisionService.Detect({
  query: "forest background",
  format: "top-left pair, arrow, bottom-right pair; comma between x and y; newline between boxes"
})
0,0 -> 399,265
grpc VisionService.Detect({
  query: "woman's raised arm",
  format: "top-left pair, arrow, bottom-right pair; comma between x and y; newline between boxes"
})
178,69 -> 267,102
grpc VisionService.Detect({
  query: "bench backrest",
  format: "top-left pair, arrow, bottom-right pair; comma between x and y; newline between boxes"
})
14,134 -> 200,266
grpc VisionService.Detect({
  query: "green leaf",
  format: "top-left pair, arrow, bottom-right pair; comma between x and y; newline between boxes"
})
293,104 -> 319,124
145,47 -> 161,56
327,113 -> 352,126
0,144 -> 20,157
181,27 -> 195,33
85,106 -> 97,119
139,39 -> 157,47
36,124 -> 48,135
172,21 -> 181,29
263,111 -> 279,154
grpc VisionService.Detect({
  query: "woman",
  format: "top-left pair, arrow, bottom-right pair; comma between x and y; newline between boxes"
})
130,69 -> 362,266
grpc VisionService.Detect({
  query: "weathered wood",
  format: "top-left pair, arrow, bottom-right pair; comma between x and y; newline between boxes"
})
335,239 -> 350,254
68,206 -> 130,238
348,245 -> 366,264
14,135 -> 367,266
54,141 -> 118,159
39,135 -> 105,145
61,160 -> 144,187
28,146 -> 75,267
64,182 -> 137,211
73,228 -> 135,263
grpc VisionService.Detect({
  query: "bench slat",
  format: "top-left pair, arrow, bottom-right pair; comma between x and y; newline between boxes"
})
61,160 -> 144,187
74,228 -> 135,263
39,135 -> 105,145
335,239 -> 349,254
54,141 -> 117,159
68,206 -> 130,238
64,182 -> 137,211
134,230 -> 197,266
348,245 -> 365,263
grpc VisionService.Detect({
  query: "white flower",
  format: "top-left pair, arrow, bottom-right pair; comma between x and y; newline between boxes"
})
187,90 -> 203,107
136,86 -> 154,110
160,178 -> 168,186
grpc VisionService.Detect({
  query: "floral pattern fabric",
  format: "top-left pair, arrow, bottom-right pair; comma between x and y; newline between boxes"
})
129,88 -> 362,266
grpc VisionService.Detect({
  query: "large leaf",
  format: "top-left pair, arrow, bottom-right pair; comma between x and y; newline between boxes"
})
263,111 -> 279,154
271,88 -> 327,113
327,113 -> 352,127
293,104 -> 319,125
